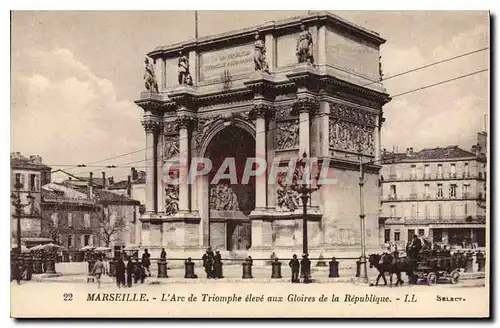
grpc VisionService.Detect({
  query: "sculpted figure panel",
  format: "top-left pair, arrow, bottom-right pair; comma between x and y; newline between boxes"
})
276,121 -> 299,150
209,183 -> 240,211
275,172 -> 300,212
329,119 -> 374,155
329,102 -> 377,127
164,171 -> 179,216
163,135 -> 179,160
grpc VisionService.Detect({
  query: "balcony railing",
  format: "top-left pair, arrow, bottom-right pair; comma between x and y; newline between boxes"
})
383,193 -> 484,202
384,172 -> 484,182
386,215 -> 486,225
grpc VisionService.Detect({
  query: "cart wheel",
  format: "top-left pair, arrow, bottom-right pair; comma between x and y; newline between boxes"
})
427,272 -> 438,285
450,270 -> 460,284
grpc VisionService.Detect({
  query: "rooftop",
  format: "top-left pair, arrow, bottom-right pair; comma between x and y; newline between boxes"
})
149,11 -> 385,58
10,152 -> 51,170
382,146 -> 478,163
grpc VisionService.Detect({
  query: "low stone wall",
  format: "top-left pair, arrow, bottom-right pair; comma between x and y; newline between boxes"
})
55,262 -> 88,275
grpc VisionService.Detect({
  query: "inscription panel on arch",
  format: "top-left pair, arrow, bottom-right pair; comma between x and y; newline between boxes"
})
199,43 -> 254,82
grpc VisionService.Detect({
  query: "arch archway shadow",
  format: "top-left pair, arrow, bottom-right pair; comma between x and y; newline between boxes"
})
204,125 -> 256,252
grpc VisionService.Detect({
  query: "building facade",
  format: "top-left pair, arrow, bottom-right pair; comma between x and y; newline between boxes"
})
379,133 -> 487,249
41,183 -> 101,255
10,152 -> 52,247
135,12 -> 391,258
41,178 -> 141,254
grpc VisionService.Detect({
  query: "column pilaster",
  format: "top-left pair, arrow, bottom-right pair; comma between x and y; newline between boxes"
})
175,115 -> 195,214
292,97 -> 319,157
141,118 -> 163,216
156,129 -> 165,216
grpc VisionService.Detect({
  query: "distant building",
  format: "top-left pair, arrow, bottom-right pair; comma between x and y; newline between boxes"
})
107,168 -> 146,247
41,172 -> 141,254
379,132 -> 487,249
41,183 -> 101,255
10,152 -> 52,247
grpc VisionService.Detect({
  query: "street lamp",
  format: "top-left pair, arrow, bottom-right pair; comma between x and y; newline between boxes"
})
11,181 -> 34,254
357,150 -> 369,281
291,152 -> 322,255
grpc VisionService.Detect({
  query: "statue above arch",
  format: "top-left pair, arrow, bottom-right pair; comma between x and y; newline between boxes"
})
178,52 -> 193,86
296,24 -> 314,65
143,57 -> 159,93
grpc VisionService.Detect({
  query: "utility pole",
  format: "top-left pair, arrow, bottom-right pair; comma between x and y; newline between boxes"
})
11,181 -> 34,253
358,152 -> 368,281
292,152 -> 321,256
194,11 -> 199,40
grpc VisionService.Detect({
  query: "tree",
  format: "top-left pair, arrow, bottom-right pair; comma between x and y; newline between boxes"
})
96,205 -> 128,247
41,204 -> 69,245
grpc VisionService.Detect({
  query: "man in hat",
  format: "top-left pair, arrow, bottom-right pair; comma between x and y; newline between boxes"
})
408,235 -> 422,261
300,253 -> 311,283
289,254 -> 300,283
213,250 -> 223,279
141,249 -> 151,277
202,247 -> 214,279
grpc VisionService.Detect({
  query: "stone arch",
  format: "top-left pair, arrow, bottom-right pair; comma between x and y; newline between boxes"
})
199,117 -> 255,158
199,121 -> 256,252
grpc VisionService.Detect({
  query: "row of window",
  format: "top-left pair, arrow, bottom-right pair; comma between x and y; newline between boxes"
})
389,203 -> 471,218
51,212 -> 91,228
389,183 -> 474,199
384,229 -> 426,243
13,173 -> 39,192
389,162 -> 486,180
65,234 -> 94,247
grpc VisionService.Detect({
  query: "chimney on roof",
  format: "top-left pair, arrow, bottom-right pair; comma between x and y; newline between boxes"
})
127,175 -> 132,198
88,172 -> 94,200
131,167 -> 138,181
102,172 -> 107,190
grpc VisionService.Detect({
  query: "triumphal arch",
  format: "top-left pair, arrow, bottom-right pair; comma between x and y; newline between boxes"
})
135,12 -> 390,260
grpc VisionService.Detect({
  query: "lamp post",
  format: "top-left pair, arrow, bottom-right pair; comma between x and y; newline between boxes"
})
358,152 -> 368,281
291,152 -> 322,255
11,181 -> 34,253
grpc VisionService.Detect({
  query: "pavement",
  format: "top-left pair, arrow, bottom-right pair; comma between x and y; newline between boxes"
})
30,264 -> 485,286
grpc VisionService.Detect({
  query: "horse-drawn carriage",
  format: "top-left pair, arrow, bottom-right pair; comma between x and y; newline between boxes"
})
369,239 -> 467,287
411,246 -> 466,285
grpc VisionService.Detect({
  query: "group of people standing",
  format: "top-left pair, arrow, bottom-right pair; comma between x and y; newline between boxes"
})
91,249 -> 153,289
289,254 -> 311,283
201,247 -> 223,279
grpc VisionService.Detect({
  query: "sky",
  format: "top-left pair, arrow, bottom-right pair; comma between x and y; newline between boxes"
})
10,11 -> 489,181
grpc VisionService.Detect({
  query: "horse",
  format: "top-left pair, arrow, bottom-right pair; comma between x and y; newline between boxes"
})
368,253 -> 416,287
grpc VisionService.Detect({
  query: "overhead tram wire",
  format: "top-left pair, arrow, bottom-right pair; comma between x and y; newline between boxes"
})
363,46 -> 489,89
62,49 -> 490,176
391,68 -> 489,98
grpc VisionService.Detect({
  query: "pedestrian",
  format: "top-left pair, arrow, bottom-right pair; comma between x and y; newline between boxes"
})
300,253 -> 311,284
141,249 -> 151,277
91,254 -> 105,289
202,248 -> 214,279
126,256 -> 135,287
289,254 -> 300,283
213,250 -> 223,279
11,259 -> 22,285
102,254 -> 110,276
115,255 -> 126,288
134,261 -> 146,284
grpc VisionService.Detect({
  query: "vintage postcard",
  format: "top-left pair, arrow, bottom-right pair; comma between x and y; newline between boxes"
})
10,10 -> 490,318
